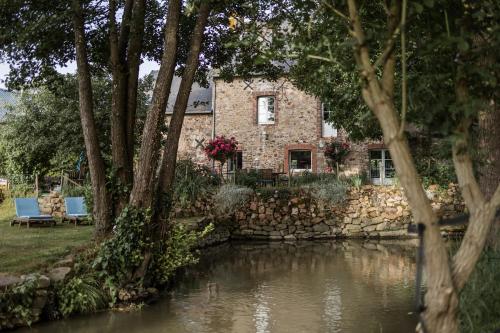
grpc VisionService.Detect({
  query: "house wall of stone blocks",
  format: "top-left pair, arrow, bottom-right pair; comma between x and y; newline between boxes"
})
171,75 -> 377,176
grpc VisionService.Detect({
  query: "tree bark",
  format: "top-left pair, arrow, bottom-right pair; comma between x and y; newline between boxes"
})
154,1 -> 211,223
109,0 -> 133,193
129,0 -> 182,208
478,102 -> 500,200
72,0 -> 112,239
130,2 -> 211,282
478,99 -> 500,247
125,0 -> 146,168
347,1 -> 459,331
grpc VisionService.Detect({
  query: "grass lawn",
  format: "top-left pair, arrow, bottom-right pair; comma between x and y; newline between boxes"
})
0,194 -> 93,274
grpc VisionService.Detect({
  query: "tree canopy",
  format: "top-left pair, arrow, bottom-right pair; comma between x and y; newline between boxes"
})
0,74 -> 152,177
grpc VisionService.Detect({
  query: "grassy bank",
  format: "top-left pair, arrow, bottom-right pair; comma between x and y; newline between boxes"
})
0,195 -> 93,273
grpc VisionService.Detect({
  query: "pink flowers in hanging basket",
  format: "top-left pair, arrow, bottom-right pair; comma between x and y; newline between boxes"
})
204,135 -> 238,164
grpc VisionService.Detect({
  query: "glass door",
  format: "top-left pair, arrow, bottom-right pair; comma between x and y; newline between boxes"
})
370,149 -> 395,185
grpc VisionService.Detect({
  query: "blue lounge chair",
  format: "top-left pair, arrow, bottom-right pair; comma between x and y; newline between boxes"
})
12,198 -> 55,227
64,197 -> 89,225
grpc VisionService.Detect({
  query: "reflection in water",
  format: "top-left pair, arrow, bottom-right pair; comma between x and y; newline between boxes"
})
323,282 -> 342,333
19,240 -> 418,333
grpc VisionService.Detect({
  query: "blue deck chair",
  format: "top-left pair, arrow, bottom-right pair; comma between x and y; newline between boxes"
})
12,198 -> 55,227
64,197 -> 89,225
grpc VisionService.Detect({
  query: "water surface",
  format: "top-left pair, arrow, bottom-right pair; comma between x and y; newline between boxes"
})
21,240 -> 419,333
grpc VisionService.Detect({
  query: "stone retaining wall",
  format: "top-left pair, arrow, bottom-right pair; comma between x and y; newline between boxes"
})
0,259 -> 73,331
231,185 -> 464,240
201,184 -> 464,240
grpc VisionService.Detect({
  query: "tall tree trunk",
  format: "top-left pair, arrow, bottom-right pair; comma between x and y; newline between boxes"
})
125,0 -> 146,169
154,2 -> 211,224
130,2 -> 211,281
129,0 -> 182,208
478,103 -> 500,246
109,0 -> 133,198
478,100 -> 500,194
72,0 -> 112,239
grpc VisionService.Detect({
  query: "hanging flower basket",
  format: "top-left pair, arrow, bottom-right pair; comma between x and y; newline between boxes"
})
204,136 -> 238,177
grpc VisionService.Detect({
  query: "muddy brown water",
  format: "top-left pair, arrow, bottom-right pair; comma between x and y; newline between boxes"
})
19,240 -> 419,333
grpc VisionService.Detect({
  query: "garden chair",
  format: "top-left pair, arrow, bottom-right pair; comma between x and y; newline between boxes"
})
64,197 -> 89,226
257,169 -> 275,187
11,198 -> 55,228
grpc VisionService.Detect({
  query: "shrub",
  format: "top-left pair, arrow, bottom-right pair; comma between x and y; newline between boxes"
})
235,170 -> 259,189
344,173 -> 369,188
324,140 -> 351,165
0,188 -> 4,204
173,159 -> 220,206
256,187 -> 297,201
213,184 -> 254,214
458,247 -> 500,332
289,172 -> 338,187
93,205 -> 211,294
149,223 -> 213,285
303,179 -> 347,204
56,274 -> 108,317
9,182 -> 35,198
0,275 -> 38,326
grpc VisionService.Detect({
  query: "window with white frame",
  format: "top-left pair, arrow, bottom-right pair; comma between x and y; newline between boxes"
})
369,149 -> 395,185
289,150 -> 312,171
257,96 -> 275,124
322,103 -> 338,137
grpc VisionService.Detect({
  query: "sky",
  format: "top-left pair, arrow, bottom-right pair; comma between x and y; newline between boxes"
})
0,60 -> 160,90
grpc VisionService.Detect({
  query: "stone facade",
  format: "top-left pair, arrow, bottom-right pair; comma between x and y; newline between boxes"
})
172,76 -> 374,176
166,113 -> 213,165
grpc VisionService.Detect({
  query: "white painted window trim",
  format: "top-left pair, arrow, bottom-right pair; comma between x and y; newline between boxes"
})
321,103 -> 338,138
257,96 -> 276,125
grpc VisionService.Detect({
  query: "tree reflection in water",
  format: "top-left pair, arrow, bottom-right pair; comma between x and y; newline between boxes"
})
18,240 -> 419,333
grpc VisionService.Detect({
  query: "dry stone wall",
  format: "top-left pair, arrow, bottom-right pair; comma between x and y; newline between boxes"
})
38,191 -> 65,217
188,184 -> 464,241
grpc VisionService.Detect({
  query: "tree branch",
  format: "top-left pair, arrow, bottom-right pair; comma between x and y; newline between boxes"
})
118,0 -> 135,57
322,1 -> 350,22
398,0 -> 408,137
451,78 -> 495,291
380,0 -> 400,98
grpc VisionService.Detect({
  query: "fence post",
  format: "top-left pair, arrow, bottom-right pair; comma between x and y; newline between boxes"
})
35,173 -> 39,197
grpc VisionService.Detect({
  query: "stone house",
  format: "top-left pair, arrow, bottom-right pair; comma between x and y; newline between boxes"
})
165,74 -> 395,185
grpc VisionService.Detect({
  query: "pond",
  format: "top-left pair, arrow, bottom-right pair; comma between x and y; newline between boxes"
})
21,240 -> 419,333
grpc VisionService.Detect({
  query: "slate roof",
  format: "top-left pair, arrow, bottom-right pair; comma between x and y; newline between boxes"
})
0,88 -> 17,122
150,71 -> 212,114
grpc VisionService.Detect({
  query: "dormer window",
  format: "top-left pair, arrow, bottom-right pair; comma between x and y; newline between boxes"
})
257,96 -> 275,124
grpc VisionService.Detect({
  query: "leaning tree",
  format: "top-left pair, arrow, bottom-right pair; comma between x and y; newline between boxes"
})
221,0 -> 500,332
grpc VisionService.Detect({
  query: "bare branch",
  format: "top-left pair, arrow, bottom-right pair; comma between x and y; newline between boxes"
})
307,54 -> 334,62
